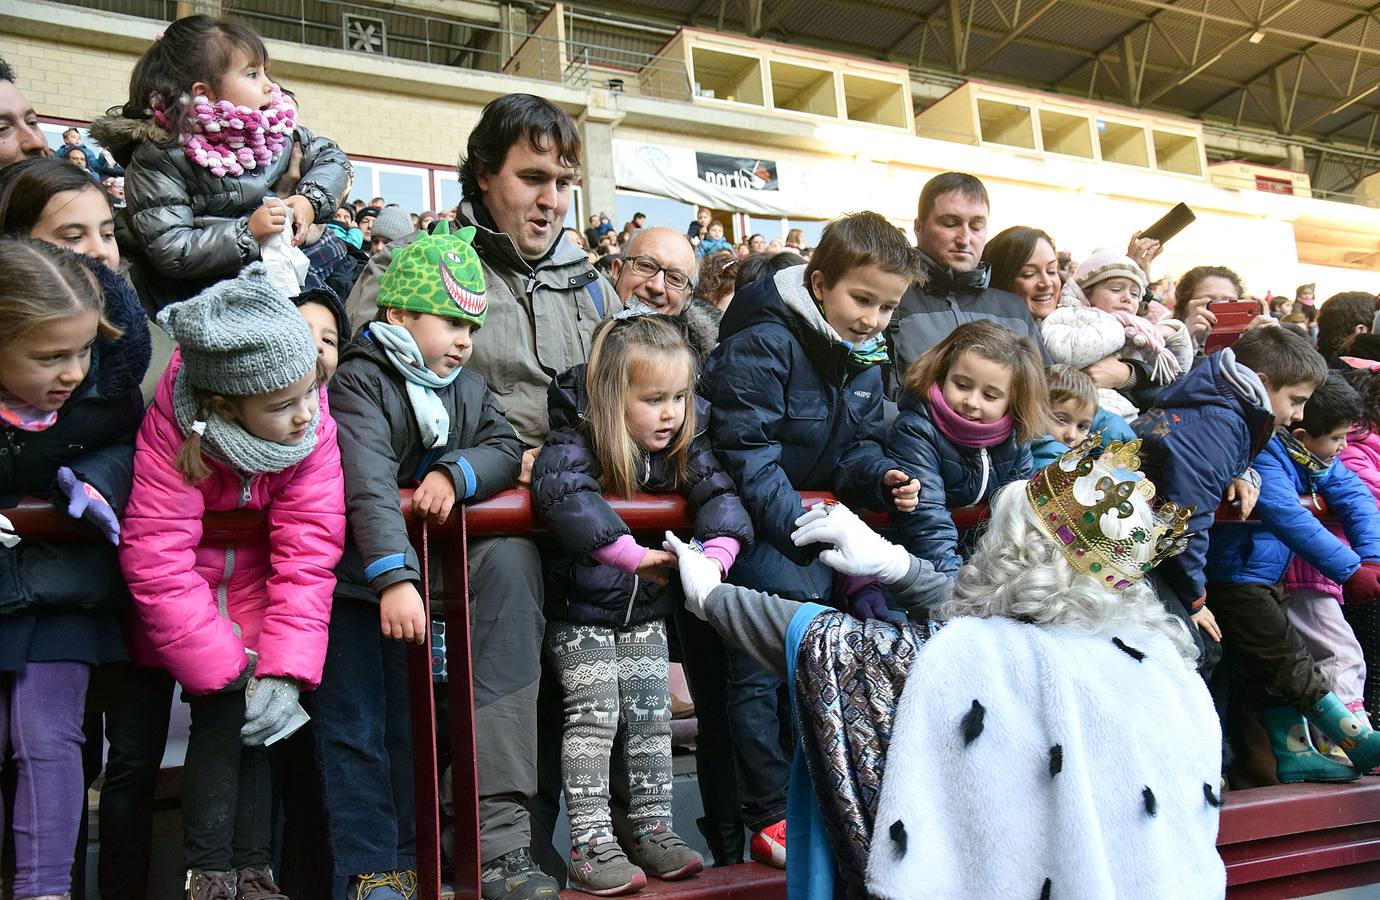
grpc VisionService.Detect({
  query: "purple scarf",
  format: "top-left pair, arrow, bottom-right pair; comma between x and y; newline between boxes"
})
927,383 -> 1012,449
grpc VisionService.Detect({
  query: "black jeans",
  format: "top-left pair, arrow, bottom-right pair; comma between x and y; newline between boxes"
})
183,689 -> 273,871
1150,572 -> 1223,681
1207,581 -> 1330,711
314,594 -> 416,878
79,662 -> 175,898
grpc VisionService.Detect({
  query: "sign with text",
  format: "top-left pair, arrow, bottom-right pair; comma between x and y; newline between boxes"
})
695,152 -> 779,191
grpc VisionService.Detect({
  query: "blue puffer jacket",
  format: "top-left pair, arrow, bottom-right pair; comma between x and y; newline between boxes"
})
0,256 -> 151,671
1206,435 -> 1380,585
702,265 -> 901,600
534,366 -> 753,627
887,392 -> 1032,576
1133,349 -> 1275,610
1031,409 -> 1137,471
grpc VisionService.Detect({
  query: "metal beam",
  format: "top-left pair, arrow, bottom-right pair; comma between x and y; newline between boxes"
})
961,0 -> 1061,73
1295,79 -> 1380,131
1193,2 -> 1380,119
1138,0 -> 1307,107
948,0 -> 969,73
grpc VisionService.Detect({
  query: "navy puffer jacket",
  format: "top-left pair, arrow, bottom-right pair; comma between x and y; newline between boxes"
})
887,391 -> 1032,576
1133,349 -> 1275,609
0,256 -> 151,671
701,266 -> 901,600
534,366 -> 753,627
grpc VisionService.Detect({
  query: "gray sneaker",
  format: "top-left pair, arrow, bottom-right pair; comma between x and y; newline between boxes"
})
629,825 -> 705,880
567,840 -> 647,896
185,869 -> 238,900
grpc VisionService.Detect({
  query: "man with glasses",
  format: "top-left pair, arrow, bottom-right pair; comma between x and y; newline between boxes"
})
611,228 -> 722,361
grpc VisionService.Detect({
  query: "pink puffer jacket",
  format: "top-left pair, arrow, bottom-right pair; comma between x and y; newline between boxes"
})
1294,427 -> 1380,600
120,357 -> 345,694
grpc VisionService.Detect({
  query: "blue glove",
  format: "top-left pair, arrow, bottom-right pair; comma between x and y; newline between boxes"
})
55,466 -> 119,545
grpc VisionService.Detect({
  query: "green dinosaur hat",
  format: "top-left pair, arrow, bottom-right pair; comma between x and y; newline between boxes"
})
377,221 -> 487,327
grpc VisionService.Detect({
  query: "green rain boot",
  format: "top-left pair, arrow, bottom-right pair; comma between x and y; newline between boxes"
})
1259,704 -> 1358,784
1308,692 -> 1380,774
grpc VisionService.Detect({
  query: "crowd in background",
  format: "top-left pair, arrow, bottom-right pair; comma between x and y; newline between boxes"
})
7,13 -> 1380,900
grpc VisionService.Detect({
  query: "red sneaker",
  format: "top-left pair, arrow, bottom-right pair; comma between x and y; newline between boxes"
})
750,819 -> 787,868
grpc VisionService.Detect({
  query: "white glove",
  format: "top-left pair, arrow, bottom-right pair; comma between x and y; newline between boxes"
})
662,531 -> 724,621
0,513 -> 18,549
792,501 -> 911,585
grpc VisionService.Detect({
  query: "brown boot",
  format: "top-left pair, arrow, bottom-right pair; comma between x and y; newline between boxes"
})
236,865 -> 288,900
186,870 -> 238,900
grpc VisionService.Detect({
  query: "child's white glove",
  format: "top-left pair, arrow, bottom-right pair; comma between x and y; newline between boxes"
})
792,502 -> 911,585
662,531 -> 724,621
0,513 -> 19,549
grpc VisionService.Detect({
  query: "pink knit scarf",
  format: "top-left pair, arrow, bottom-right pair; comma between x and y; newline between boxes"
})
927,383 -> 1012,448
152,87 -> 296,178
0,390 -> 58,432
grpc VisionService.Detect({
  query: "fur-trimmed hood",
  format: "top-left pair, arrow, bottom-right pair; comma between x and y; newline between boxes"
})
88,114 -> 173,167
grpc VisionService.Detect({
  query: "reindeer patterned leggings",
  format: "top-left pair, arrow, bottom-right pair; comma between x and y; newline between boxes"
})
545,619 -> 672,847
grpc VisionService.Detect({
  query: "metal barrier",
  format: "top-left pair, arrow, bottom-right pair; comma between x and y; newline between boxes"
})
10,489 -> 1380,899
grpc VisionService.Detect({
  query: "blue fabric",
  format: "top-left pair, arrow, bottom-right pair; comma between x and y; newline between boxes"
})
1030,408 -> 1137,471
586,280 -> 605,318
364,553 -> 407,582
785,602 -> 838,900
455,456 -> 477,500
1133,352 -> 1275,608
1207,435 -> 1380,585
886,392 -> 1032,576
702,273 -> 898,596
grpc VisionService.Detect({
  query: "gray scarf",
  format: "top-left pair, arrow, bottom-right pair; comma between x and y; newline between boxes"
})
173,368 -> 319,475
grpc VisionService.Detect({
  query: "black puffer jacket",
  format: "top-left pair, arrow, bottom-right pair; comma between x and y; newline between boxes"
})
0,256 -> 151,670
534,365 -> 753,627
331,326 -> 525,603
89,113 -> 351,310
886,390 -> 1032,577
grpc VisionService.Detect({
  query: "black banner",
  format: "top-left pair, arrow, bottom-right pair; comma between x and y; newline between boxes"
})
695,152 -> 779,191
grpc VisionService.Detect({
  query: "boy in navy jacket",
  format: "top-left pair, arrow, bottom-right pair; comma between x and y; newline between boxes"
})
1206,372 -> 1380,781
1134,327 -> 1316,664
700,212 -> 924,865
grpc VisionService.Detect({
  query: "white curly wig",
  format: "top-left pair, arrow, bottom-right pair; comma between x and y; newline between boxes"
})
939,476 -> 1197,665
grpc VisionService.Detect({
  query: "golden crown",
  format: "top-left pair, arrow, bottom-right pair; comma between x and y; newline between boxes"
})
1026,434 -> 1193,591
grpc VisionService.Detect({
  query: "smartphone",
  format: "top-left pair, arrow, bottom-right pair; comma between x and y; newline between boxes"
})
1141,203 -> 1196,245
1202,301 -> 1259,354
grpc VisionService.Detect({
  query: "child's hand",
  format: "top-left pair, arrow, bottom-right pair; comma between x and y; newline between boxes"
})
248,199 -> 288,243
412,469 -> 457,525
518,447 -> 540,488
1192,606 -> 1222,642
884,469 -> 920,513
379,582 -> 427,644
635,549 -> 677,586
283,194 -> 315,245
1225,476 -> 1259,521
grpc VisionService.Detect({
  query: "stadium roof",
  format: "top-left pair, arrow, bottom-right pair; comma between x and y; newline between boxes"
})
572,0 -> 1380,146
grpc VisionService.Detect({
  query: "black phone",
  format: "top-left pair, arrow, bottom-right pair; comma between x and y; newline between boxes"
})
1141,202 -> 1196,245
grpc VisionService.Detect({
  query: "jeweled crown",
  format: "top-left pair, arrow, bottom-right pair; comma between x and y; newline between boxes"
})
1026,434 -> 1193,591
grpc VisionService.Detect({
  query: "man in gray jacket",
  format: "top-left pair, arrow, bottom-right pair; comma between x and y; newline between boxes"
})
889,172 -> 1044,381
346,93 -> 609,900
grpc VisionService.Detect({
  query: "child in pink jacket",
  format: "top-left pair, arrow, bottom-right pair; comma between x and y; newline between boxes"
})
120,264 -> 344,899
1337,358 -> 1380,730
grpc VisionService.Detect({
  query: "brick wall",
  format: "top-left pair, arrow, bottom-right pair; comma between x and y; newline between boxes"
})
0,33 -> 484,167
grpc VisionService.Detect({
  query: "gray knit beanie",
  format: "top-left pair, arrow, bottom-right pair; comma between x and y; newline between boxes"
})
372,206 -> 415,244
157,263 -> 318,396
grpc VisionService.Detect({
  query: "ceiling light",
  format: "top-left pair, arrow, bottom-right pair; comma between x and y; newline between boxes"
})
1249,30 -> 1265,43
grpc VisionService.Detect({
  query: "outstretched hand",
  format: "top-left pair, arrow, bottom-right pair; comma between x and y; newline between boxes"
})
792,501 -> 911,585
662,531 -> 723,620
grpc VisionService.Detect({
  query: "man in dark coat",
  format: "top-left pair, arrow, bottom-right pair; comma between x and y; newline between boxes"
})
889,172 -> 1044,383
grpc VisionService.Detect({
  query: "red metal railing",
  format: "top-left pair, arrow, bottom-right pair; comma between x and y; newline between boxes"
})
8,489 -> 1380,899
